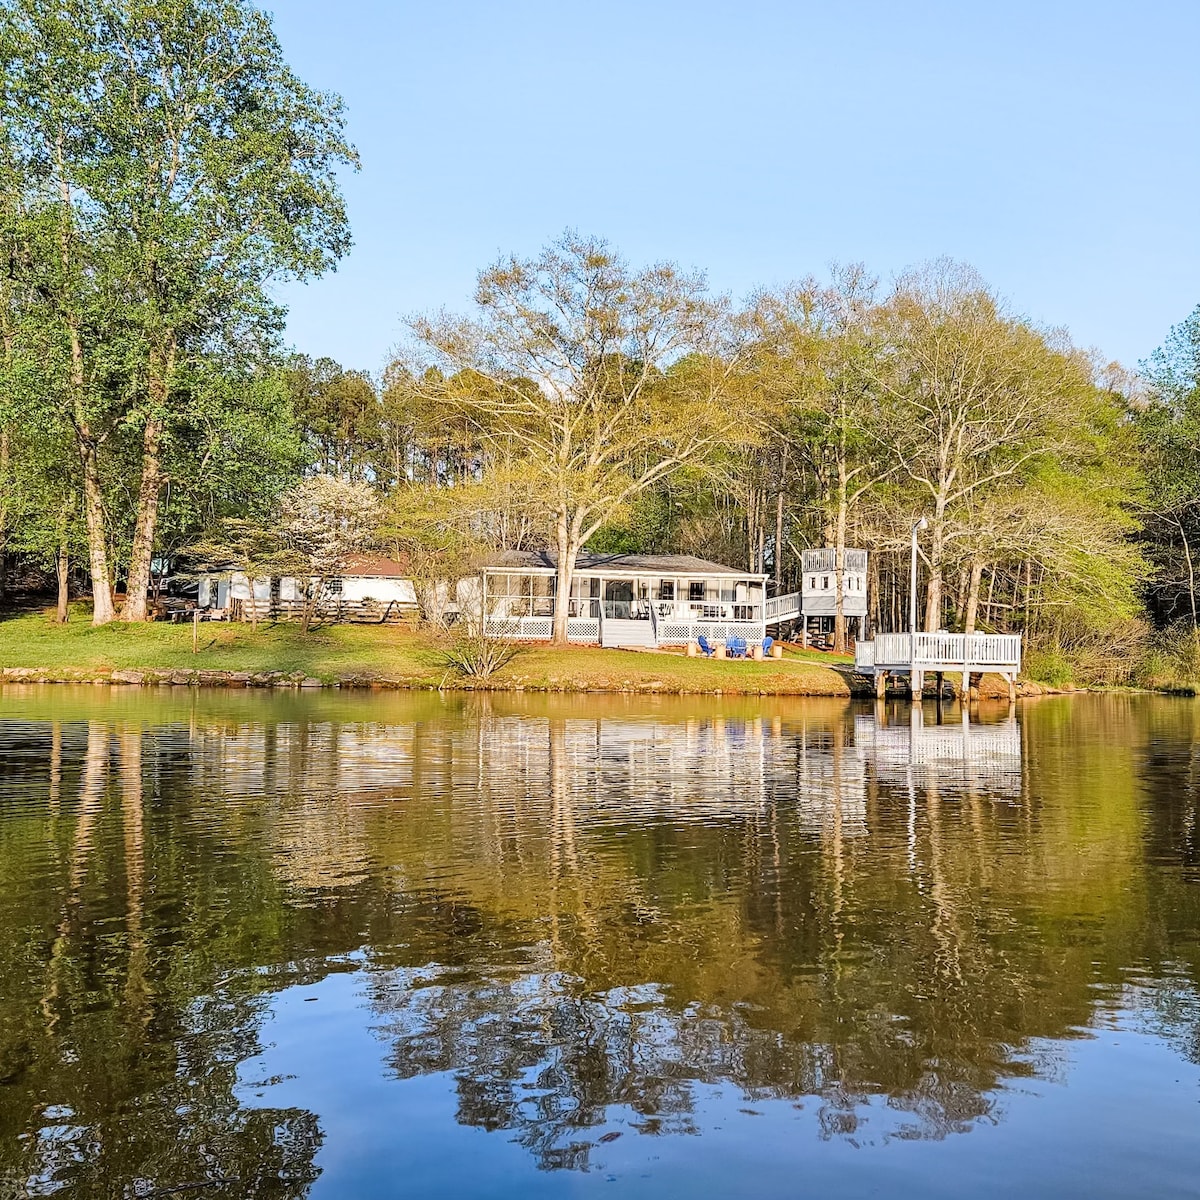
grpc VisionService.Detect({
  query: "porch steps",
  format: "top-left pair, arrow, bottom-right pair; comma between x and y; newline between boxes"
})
601,619 -> 657,649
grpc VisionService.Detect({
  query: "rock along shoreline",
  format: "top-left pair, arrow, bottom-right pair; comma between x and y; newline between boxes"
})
0,664 -> 1080,699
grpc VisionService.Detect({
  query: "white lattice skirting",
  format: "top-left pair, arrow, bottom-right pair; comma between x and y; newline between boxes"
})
656,622 -> 766,645
484,617 -> 601,642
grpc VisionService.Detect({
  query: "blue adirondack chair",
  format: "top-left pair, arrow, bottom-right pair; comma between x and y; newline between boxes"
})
728,637 -> 747,659
697,634 -> 716,657
762,636 -> 774,657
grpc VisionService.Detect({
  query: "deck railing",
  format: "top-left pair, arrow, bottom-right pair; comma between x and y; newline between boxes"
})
867,632 -> 1021,670
764,591 -> 802,624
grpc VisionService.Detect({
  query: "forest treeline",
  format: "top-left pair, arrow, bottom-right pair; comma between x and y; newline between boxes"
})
0,0 -> 1198,684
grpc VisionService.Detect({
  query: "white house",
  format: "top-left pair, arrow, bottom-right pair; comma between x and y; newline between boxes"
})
197,554 -> 418,620
799,548 -> 869,644
474,551 -> 769,648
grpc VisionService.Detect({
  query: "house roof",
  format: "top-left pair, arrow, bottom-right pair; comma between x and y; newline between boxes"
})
482,550 -> 764,579
340,553 -> 411,578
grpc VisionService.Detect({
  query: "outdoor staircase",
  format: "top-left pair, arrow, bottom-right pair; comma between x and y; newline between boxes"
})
600,618 -> 657,649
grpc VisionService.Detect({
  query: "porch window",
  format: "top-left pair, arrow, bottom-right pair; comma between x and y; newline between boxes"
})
689,580 -> 705,602
659,581 -> 675,600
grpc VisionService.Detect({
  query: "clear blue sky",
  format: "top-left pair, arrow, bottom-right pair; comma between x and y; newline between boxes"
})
266,0 -> 1200,375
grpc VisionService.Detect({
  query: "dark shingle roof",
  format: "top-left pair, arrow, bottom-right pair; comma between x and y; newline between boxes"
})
482,550 -> 762,578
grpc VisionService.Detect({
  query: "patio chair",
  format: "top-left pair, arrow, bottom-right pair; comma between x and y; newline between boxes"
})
728,637 -> 747,659
762,636 -> 774,657
697,634 -> 716,657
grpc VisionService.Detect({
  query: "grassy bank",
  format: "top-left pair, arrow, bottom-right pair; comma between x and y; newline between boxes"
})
0,610 -> 861,695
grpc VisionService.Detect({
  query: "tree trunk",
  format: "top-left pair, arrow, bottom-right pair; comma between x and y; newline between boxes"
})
121,408 -> 166,622
952,564 -> 969,627
79,439 -> 115,625
551,510 -> 582,645
924,497 -> 948,632
0,428 -> 9,607
832,459 -> 848,653
56,542 -> 70,623
300,575 -> 326,633
774,446 -> 789,592
963,558 -> 984,634
56,136 -> 114,625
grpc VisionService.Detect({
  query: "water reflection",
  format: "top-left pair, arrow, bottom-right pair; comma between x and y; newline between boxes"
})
1,690 -> 1199,1198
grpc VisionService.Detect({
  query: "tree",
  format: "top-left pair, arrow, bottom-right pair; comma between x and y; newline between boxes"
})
279,474 -> 378,632
752,267 -> 893,651
286,355 -> 384,480
0,0 -> 357,622
871,262 -> 1090,631
407,232 -> 754,643
1138,306 -> 1200,635
186,518 -> 289,631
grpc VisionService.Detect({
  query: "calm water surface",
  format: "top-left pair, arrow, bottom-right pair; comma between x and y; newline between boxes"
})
1,687 -> 1199,1198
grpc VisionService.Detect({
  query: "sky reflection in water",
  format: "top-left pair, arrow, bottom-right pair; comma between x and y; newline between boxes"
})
1,689 -> 1199,1198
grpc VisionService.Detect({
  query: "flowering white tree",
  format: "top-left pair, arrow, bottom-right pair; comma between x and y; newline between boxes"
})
281,474 -> 379,631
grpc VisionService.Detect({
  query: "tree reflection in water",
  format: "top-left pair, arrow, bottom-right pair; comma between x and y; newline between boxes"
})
0,689 -> 1199,1194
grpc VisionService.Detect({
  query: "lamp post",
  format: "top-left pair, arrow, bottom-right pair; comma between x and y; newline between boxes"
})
910,517 -> 928,698
909,517 -> 928,635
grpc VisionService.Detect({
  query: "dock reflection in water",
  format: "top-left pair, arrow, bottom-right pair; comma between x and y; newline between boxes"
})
1,688 -> 1199,1199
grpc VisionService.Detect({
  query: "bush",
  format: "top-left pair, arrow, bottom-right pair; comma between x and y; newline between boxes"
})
440,627 -> 522,679
1025,647 -> 1074,688
1026,618 -> 1151,687
1133,621 -> 1200,692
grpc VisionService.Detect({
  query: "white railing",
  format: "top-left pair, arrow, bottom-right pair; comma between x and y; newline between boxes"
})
764,591 -> 802,624
802,548 -> 868,573
855,641 -> 875,671
656,620 -> 766,646
869,632 -> 1021,670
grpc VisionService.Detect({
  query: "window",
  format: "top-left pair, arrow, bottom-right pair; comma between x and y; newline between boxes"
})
822,576 -> 830,590
659,581 -> 675,600
328,578 -> 343,595
689,580 -> 705,602
809,576 -> 817,590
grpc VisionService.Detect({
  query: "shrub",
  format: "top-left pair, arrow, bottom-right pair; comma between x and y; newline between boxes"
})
1134,621 -> 1200,692
440,627 -> 522,679
1025,647 -> 1074,688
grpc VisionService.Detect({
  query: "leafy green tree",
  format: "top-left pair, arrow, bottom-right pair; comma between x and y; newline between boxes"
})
0,0 -> 357,622
1138,305 -> 1200,634
286,355 -> 384,481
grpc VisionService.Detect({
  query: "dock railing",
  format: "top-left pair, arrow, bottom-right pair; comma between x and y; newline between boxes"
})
868,632 -> 1021,671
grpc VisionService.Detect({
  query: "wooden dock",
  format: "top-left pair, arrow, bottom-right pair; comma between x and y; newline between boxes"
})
855,632 -> 1021,699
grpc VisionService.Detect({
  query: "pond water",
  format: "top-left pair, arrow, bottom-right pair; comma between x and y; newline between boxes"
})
1,687 -> 1199,1199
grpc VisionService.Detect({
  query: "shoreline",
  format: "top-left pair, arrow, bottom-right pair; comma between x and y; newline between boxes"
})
0,664 -> 863,695
0,614 -> 1141,698
0,664 -> 1082,698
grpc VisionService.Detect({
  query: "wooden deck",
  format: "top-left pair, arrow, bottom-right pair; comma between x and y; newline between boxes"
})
855,632 -> 1021,698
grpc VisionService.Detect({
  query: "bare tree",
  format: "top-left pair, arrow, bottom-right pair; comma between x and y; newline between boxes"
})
752,266 -> 893,651
408,232 -> 755,643
871,262 -> 1087,631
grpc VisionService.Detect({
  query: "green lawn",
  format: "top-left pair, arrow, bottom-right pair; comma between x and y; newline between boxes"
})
0,609 -> 861,695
